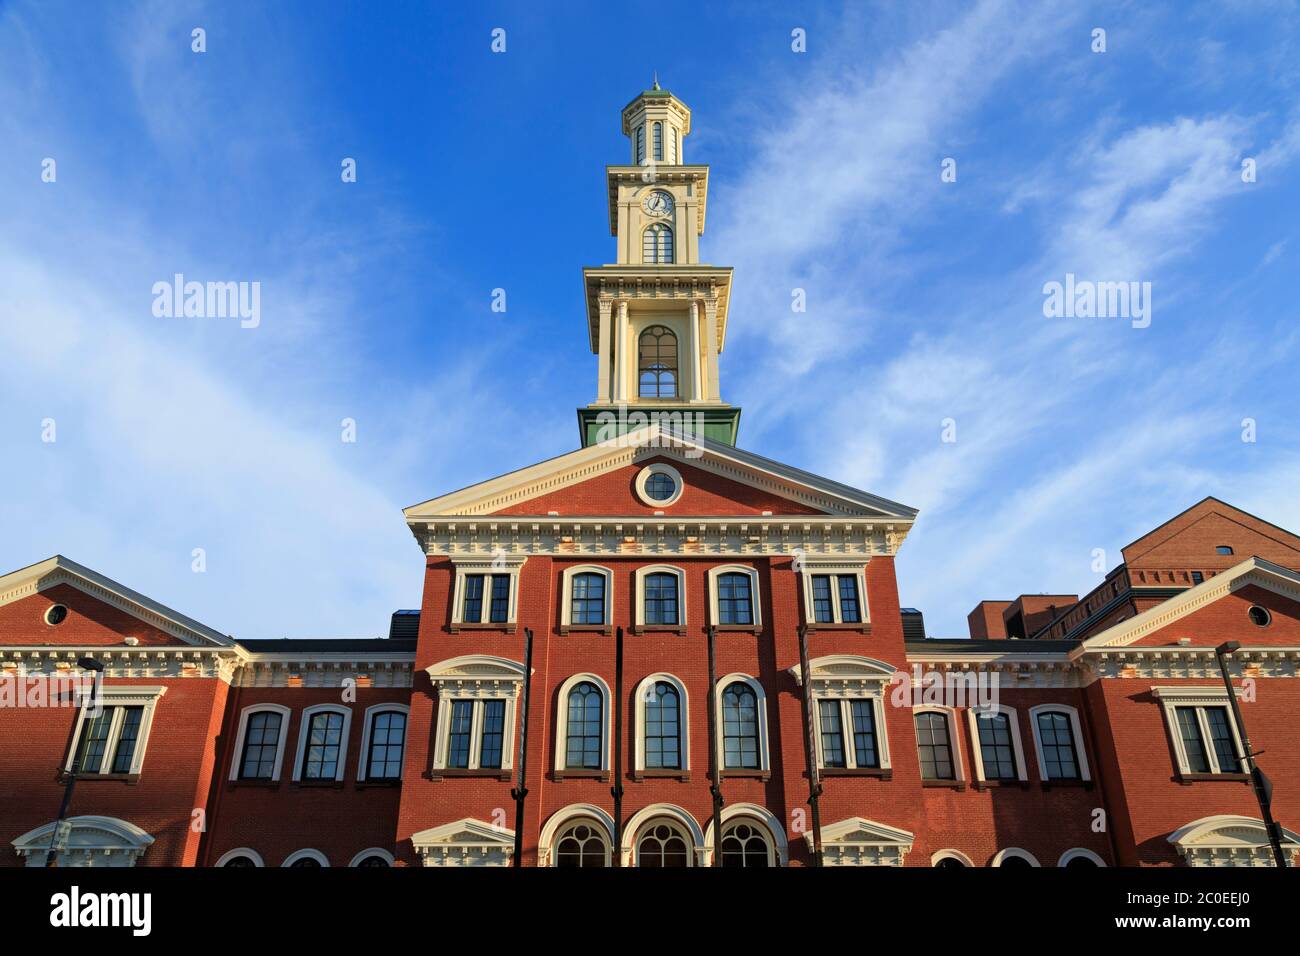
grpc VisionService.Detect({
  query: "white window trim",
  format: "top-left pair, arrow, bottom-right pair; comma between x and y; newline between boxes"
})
560,564 -> 614,629
623,803 -> 705,867
357,702 -> 410,782
215,847 -> 264,867
991,847 -> 1040,867
348,847 -> 395,867
553,673 -> 612,772
931,849 -> 975,867
64,685 -> 167,776
800,564 -> 870,625
708,564 -> 761,628
967,704 -> 1029,783
539,804 -> 616,867
449,555 -> 525,627
282,848 -> 330,867
635,564 -> 687,629
1027,703 -> 1092,783
228,703 -> 292,782
428,656 -> 525,772
913,705 -> 966,783
1152,686 -> 1246,776
1058,847 -> 1107,867
813,695 -> 891,771
634,463 -> 684,508
633,672 -> 690,774
714,674 -> 770,773
291,703 -> 353,782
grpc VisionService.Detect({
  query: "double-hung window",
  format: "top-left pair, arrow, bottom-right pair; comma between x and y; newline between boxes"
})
817,698 -> 881,770
447,699 -> 506,770
462,574 -> 511,624
803,568 -> 867,625
66,686 -> 166,778
1154,687 -> 1245,777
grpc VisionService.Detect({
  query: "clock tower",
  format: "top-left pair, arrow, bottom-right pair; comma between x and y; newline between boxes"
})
578,82 -> 740,446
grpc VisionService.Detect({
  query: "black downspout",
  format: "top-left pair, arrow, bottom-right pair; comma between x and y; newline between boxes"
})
511,627 -> 534,867
706,625 -> 725,866
797,624 -> 824,866
1215,642 -> 1289,868
611,625 -> 625,866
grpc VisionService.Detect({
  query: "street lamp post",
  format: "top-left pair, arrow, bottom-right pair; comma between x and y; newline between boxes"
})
45,657 -> 105,867
1214,641 -> 1288,868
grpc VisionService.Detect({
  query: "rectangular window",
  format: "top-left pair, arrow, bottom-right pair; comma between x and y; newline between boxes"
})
108,707 -> 144,774
818,700 -> 846,768
838,576 -> 862,623
479,700 -> 506,769
717,573 -> 754,625
302,711 -> 344,779
811,576 -> 833,623
1191,571 -> 1204,585
849,700 -> 879,769
1175,706 -> 1211,774
1036,711 -> 1080,780
74,709 -> 116,774
571,572 -> 607,625
462,574 -> 485,623
447,701 -> 474,769
1204,706 -> 1240,773
489,575 -> 510,623
645,573 -> 679,626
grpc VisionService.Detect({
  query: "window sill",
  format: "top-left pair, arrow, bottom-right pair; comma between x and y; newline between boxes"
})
66,772 -> 141,785
633,770 -> 690,782
818,768 -> 892,779
559,626 -> 613,636
973,779 -> 1031,791
1176,772 -> 1250,784
721,770 -> 771,781
806,623 -> 872,635
922,779 -> 967,791
428,768 -> 512,782
355,779 -> 403,789
551,770 -> 611,782
448,623 -> 517,634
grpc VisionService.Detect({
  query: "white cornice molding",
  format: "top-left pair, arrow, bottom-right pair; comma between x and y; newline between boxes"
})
582,265 -> 731,351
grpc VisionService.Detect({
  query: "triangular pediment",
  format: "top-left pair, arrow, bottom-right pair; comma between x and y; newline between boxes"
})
411,818 -> 516,848
404,424 -> 916,521
0,556 -> 234,647
1081,557 -> 1300,650
807,817 -> 915,866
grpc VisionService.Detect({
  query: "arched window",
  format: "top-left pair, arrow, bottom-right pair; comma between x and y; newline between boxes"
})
975,712 -> 1017,780
637,325 -> 678,398
644,681 -> 681,769
644,571 -> 679,624
720,821 -> 770,867
1035,710 -> 1080,780
363,709 -> 407,781
672,127 -> 679,163
653,121 -> 663,161
721,682 -> 759,769
235,706 -> 289,781
565,682 -> 603,770
635,124 -> 645,163
915,712 -> 955,780
571,572 -> 606,625
637,822 -> 690,867
642,223 -> 674,264
556,821 -> 610,867
299,708 -> 347,780
716,572 -> 754,625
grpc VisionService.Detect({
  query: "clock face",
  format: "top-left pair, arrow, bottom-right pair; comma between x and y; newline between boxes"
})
643,190 -> 674,217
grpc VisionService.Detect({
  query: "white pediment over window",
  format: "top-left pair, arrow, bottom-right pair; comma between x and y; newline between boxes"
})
12,815 -> 154,867
410,818 -> 515,867
807,817 -> 914,867
1168,815 -> 1298,867
788,655 -> 896,688
426,655 -> 527,696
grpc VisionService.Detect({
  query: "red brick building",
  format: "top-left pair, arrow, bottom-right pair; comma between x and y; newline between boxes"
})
2,86 -> 1297,869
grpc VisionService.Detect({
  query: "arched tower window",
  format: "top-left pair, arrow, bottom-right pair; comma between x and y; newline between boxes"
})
636,125 -> 645,163
642,223 -> 674,264
638,325 -> 678,398
653,121 -> 663,161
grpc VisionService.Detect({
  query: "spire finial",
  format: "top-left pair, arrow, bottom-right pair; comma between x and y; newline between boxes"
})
652,71 -> 660,91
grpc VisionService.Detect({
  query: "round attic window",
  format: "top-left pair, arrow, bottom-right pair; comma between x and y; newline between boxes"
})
45,604 -> 68,625
635,463 -> 684,507
1247,605 -> 1271,627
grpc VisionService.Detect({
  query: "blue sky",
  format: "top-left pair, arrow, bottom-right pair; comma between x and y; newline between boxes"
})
1,0 -> 1297,639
